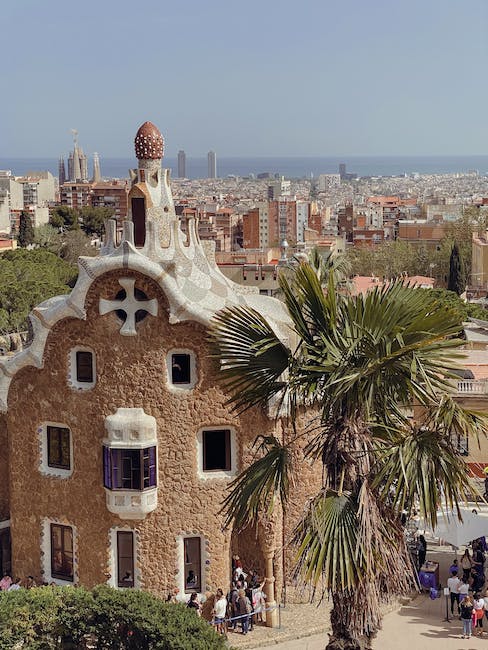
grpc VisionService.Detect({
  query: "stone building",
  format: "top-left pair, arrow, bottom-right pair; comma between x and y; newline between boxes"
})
0,122 -> 319,625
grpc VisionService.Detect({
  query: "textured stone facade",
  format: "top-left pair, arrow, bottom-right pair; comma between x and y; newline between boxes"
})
7,267 -> 279,594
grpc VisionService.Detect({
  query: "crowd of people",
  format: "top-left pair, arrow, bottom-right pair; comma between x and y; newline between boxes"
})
184,555 -> 268,636
445,539 -> 488,639
0,574 -> 43,591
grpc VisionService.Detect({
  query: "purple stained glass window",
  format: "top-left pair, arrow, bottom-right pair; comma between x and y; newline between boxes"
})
103,446 -> 157,491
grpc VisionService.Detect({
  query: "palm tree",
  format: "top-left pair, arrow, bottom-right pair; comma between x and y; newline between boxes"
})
209,261 -> 488,650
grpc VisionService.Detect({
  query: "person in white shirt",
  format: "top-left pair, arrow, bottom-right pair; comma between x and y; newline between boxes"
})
474,593 -> 485,636
459,576 -> 470,605
213,588 -> 227,636
447,571 -> 461,616
7,577 -> 22,591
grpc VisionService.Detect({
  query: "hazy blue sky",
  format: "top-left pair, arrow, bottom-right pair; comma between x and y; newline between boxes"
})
3,0 -> 487,157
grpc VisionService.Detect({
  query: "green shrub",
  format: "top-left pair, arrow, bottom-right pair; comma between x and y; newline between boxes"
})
0,585 -> 227,649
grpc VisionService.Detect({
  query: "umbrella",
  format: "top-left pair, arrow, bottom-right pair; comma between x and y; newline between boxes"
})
429,506 -> 488,548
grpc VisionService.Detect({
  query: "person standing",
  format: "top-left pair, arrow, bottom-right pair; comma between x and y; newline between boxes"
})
459,576 -> 470,604
474,593 -> 485,636
237,588 -> 251,635
187,592 -> 201,616
213,588 -> 227,636
447,570 -> 461,616
417,535 -> 427,568
461,549 -> 472,583
460,595 -> 474,639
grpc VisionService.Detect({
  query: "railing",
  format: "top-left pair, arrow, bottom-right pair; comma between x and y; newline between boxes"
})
456,379 -> 488,394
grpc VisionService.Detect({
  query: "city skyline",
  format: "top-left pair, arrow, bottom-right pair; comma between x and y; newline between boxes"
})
2,0 -> 488,158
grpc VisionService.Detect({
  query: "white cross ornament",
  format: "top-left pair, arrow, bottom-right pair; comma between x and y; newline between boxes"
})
99,278 -> 158,336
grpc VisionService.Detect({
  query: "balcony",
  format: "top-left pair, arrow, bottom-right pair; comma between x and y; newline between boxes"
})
455,379 -> 488,395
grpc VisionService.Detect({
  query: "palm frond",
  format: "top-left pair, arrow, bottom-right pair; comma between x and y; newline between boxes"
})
292,490 -> 362,592
219,436 -> 292,531
371,423 -> 474,525
208,305 -> 290,412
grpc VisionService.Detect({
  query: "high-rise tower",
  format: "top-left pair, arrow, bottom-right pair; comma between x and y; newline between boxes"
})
207,151 -> 217,179
58,157 -> 66,185
92,152 -> 102,183
177,150 -> 186,178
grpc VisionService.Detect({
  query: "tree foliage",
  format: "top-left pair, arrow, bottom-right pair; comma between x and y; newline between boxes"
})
18,211 -> 35,248
0,249 -> 77,333
423,287 -> 488,321
49,206 -> 112,237
0,585 -> 226,650
49,206 -> 80,231
447,243 -> 464,295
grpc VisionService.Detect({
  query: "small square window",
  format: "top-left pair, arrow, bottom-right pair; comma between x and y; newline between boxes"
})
203,429 -> 231,472
47,426 -> 71,470
171,353 -> 191,384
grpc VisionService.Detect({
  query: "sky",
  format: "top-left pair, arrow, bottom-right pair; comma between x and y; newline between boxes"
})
2,0 -> 488,158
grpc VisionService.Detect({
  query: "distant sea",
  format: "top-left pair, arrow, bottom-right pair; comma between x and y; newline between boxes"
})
2,156 -> 488,180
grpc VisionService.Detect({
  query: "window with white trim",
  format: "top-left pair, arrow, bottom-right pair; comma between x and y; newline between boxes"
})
197,426 -> 236,479
39,423 -> 73,478
167,349 -> 197,389
68,346 -> 96,390
117,531 -> 135,588
184,537 -> 201,593
50,523 -> 74,582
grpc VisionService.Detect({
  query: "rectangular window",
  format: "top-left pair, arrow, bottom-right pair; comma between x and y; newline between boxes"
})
103,447 -> 157,491
76,351 -> 93,383
47,426 -> 70,470
202,429 -> 231,472
117,531 -> 134,588
50,524 -> 73,581
171,353 -> 191,384
184,537 -> 201,593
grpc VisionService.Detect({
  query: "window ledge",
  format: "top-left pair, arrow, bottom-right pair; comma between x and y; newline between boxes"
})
105,487 -> 157,520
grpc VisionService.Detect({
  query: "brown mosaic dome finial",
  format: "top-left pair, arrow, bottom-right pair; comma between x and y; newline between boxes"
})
134,121 -> 164,160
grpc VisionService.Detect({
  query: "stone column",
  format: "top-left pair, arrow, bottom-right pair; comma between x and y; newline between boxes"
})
263,549 -> 278,627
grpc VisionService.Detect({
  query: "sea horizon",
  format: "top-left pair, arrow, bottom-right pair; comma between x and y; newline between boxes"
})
2,155 -> 488,181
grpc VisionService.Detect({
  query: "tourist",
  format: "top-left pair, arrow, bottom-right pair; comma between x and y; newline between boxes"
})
474,592 -> 485,636
449,558 -> 459,575
461,549 -> 472,582
252,578 -> 266,623
213,588 -> 227,635
237,588 -> 252,635
459,576 -> 470,604
472,541 -> 486,591
447,570 -> 461,616
25,576 -> 36,589
228,583 -> 239,631
187,592 -> 201,616
0,574 -> 11,591
460,594 -> 474,639
7,577 -> 22,591
417,535 -> 427,568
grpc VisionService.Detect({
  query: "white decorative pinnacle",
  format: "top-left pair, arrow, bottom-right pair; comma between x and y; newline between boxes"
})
99,277 -> 157,336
